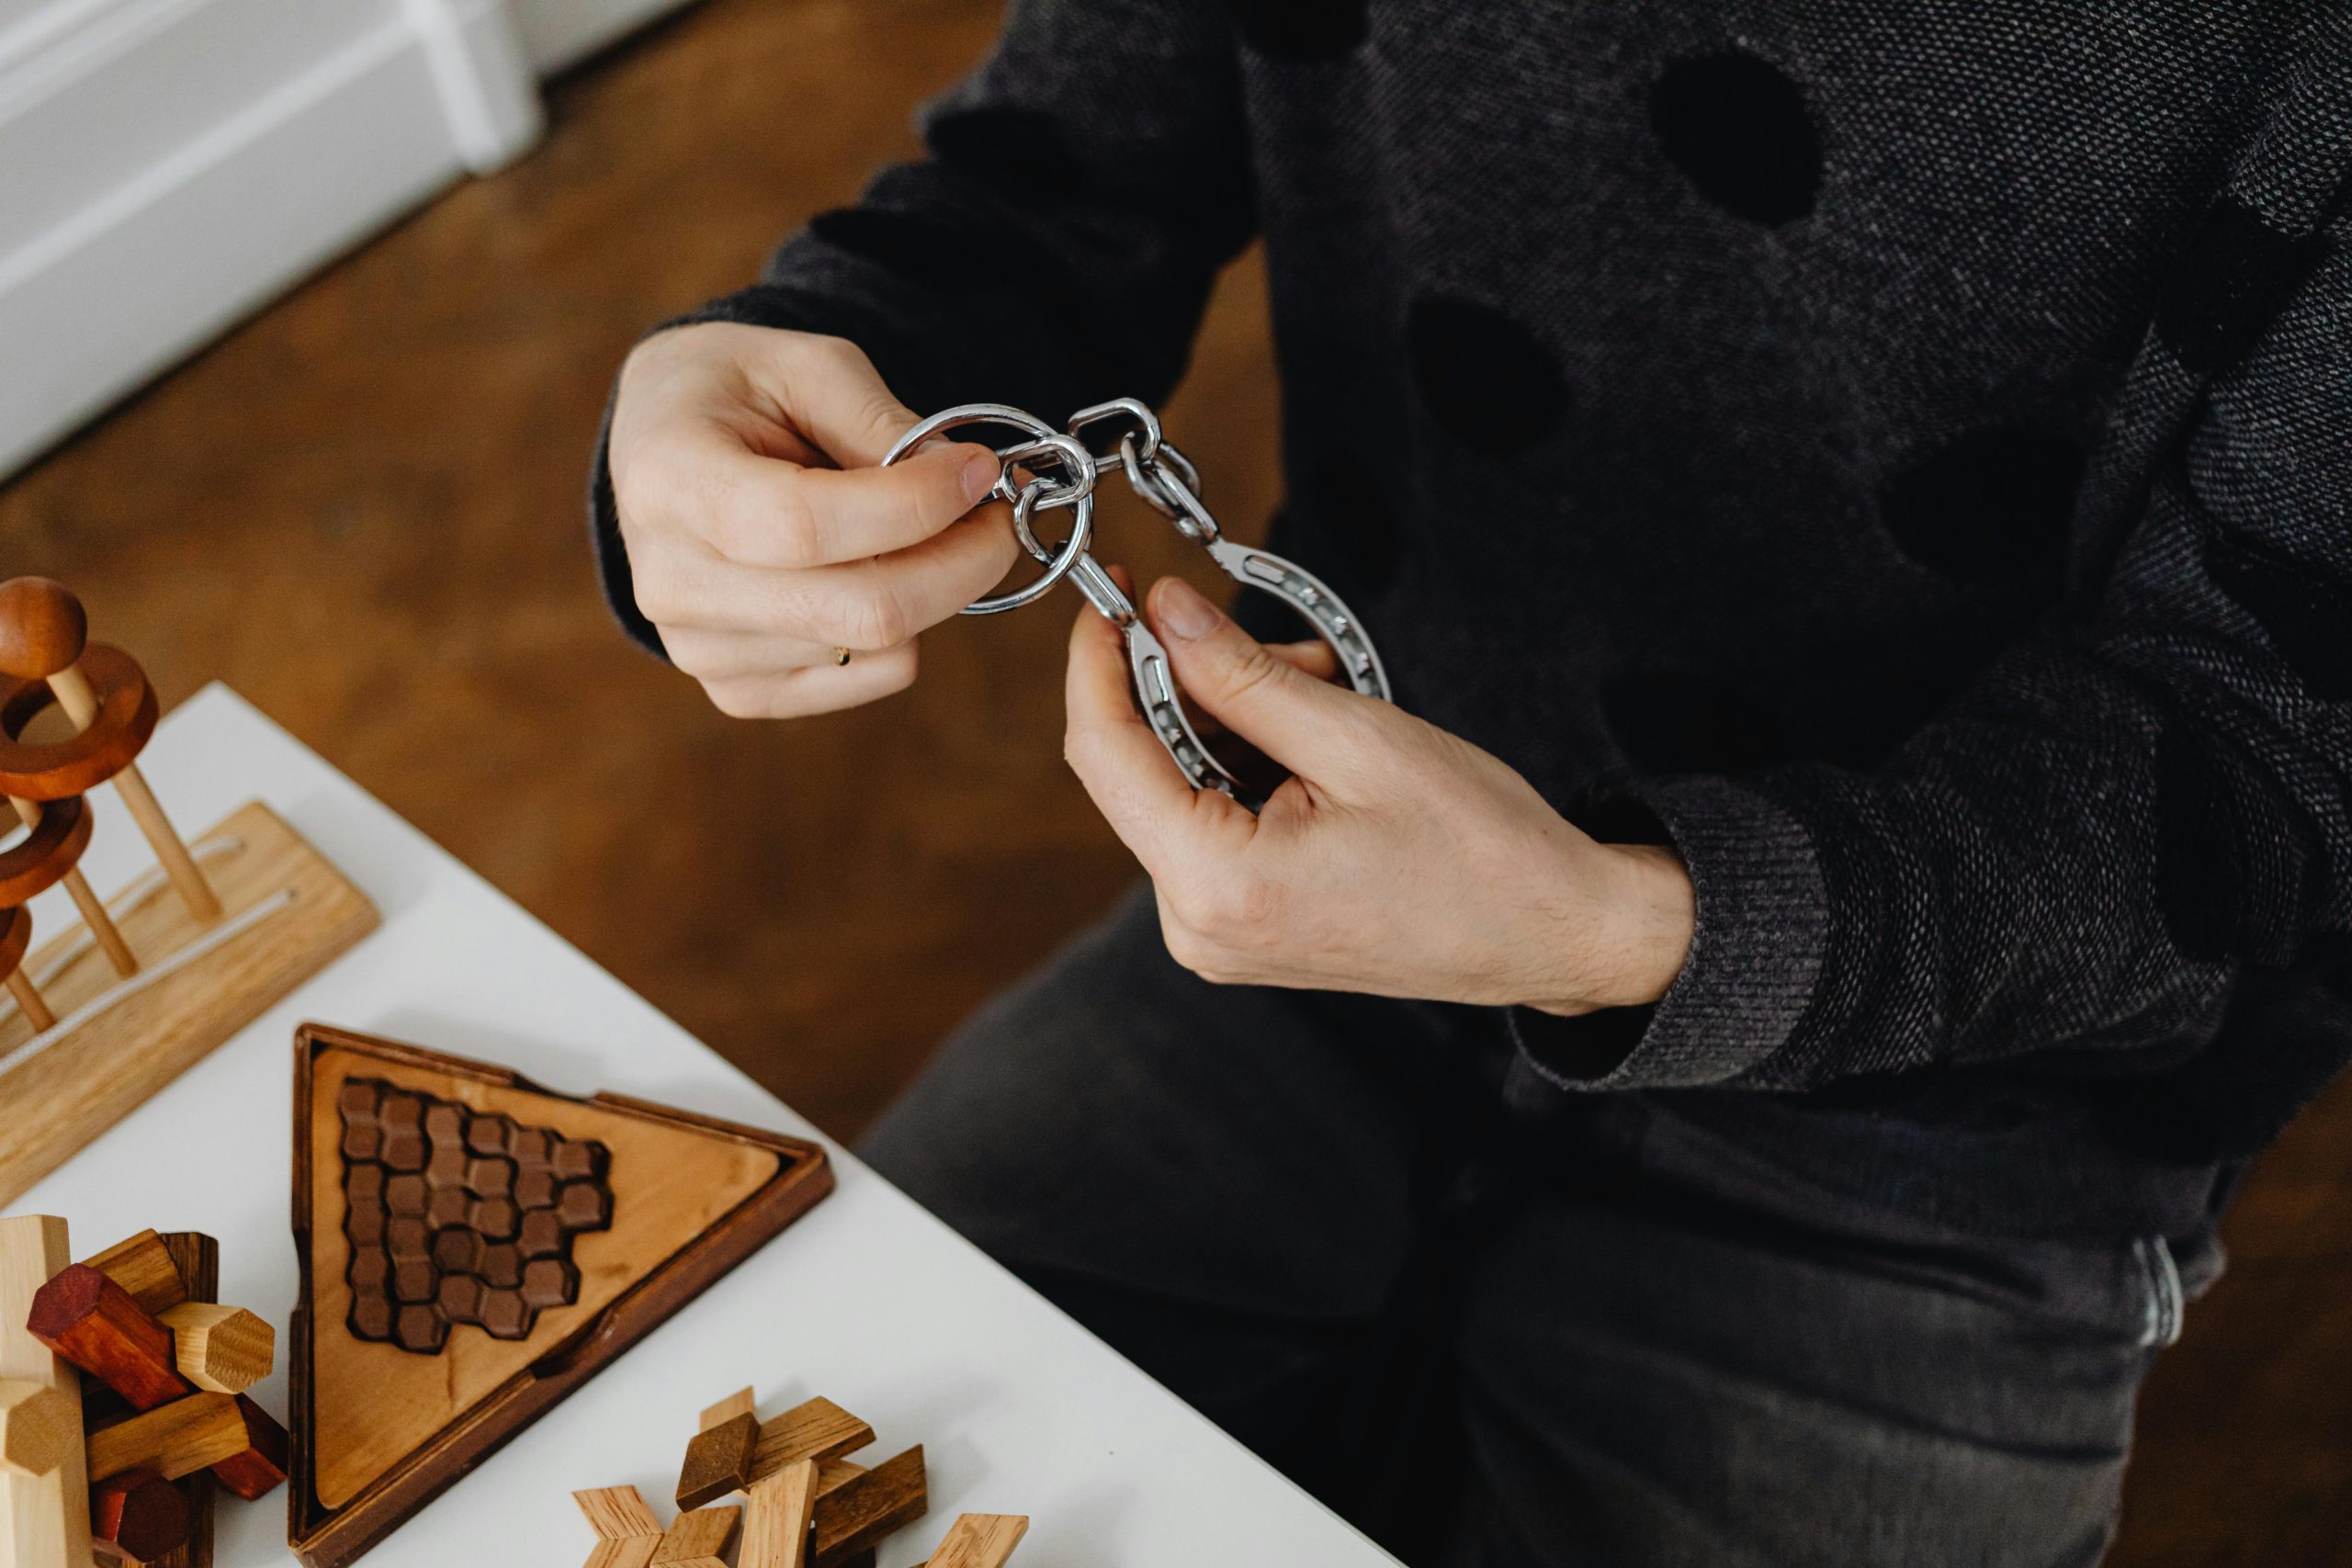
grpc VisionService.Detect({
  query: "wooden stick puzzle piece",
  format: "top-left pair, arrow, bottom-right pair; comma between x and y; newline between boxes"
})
575,1485 -> 665,1540
749,1396 -> 874,1483
676,1411 -> 759,1509
741,1457 -> 820,1568
156,1304 -> 274,1395
1,1214 -> 94,1568
150,1232 -> 219,1568
83,1232 -> 189,1317
811,1447 -> 926,1568
653,1505 -> 741,1566
91,1466 -> 191,1563
0,1379 -> 76,1476
86,1394 -> 250,1483
206,1395 -> 288,1501
27,1264 -> 193,1410
922,1514 -> 1029,1568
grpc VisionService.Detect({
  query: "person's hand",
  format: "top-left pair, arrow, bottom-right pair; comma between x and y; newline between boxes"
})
1064,575 -> 1697,1013
609,323 -> 1017,716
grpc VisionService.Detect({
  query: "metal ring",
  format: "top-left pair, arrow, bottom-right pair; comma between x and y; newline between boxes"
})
1120,437 -> 1221,544
1068,397 -> 1162,465
881,405 -> 1094,615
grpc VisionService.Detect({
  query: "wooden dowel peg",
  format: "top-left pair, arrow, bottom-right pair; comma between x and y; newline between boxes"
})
89,745 -> 220,926
10,795 -> 137,976
5,966 -> 53,1032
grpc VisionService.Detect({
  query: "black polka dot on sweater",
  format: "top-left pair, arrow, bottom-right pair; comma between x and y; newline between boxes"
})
1602,671 -> 1785,773
1879,425 -> 2085,582
1650,51 -> 1822,226
2206,532 -> 2352,701
1229,0 -> 1368,62
1408,296 -> 1570,455
929,106 -> 1087,195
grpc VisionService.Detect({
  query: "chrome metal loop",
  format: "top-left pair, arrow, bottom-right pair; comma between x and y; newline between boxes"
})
1068,397 -> 1162,465
1121,437 -> 1220,544
967,483 -> 1092,615
996,434 -> 1098,542
880,404 -> 1093,615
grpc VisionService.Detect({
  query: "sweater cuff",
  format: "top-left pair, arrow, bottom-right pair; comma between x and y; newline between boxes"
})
1511,775 -> 1828,1091
588,283 -> 960,661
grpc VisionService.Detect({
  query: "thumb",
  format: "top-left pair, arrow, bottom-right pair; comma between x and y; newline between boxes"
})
1146,576 -> 1370,781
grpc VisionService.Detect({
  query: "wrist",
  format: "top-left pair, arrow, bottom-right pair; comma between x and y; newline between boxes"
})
1527,840 -> 1695,1016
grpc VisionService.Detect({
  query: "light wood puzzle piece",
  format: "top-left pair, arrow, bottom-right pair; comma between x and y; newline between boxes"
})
741,1458 -> 820,1568
654,1505 -> 741,1565
0,1214 -> 94,1568
923,1514 -> 1029,1568
288,1025 -> 833,1568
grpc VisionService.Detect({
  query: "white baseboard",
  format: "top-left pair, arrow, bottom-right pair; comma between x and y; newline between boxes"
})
0,0 -> 687,479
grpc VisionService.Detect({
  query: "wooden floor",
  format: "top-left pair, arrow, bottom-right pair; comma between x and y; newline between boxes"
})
2,1 -> 2345,1558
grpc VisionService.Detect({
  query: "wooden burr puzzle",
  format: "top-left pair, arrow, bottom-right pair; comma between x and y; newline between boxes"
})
288,1025 -> 834,1568
571,1386 -> 1027,1568
2,1216 -> 287,1568
0,576 -> 379,1205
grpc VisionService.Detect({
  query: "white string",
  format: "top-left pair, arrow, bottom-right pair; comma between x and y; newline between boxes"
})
0,834 -> 296,1078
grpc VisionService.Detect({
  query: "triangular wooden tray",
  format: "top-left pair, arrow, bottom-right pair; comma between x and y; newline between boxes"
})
287,1023 -> 832,1568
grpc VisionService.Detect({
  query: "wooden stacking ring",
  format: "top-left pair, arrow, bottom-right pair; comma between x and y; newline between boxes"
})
0,793 -> 90,907
0,643 -> 158,800
0,901 -> 30,978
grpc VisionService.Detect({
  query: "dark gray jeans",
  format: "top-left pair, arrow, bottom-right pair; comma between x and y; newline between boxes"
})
862,888 -> 2179,1567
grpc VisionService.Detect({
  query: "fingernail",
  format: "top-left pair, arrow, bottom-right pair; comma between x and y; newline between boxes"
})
1155,577 -> 1222,640
958,447 -> 1001,506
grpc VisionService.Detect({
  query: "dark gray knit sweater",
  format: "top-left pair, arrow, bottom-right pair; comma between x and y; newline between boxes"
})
594,2 -> 2352,1241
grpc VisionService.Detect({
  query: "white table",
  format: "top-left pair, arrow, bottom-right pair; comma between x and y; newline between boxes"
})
8,686 -> 1396,1568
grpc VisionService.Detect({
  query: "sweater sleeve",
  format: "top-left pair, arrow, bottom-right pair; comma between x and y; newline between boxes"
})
592,0 -> 1256,655
1519,194 -> 2352,1094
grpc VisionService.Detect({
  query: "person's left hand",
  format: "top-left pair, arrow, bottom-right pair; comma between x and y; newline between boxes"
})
1063,573 -> 1698,1015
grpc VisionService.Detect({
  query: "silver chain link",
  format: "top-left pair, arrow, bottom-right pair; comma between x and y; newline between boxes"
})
882,398 -> 1392,805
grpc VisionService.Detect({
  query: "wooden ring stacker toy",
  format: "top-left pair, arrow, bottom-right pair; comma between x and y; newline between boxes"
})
0,577 -> 220,925
0,574 -> 379,1207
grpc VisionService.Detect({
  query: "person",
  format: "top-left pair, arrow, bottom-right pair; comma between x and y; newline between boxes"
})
590,6 -> 2352,1563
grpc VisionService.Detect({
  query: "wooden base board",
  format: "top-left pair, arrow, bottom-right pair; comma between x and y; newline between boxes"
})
289,1026 -> 834,1568
0,799 -> 379,1203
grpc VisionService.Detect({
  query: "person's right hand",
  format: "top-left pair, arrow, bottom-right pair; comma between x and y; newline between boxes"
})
608,322 -> 1016,717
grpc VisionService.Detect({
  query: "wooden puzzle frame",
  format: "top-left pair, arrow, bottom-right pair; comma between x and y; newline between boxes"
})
287,1024 -> 834,1568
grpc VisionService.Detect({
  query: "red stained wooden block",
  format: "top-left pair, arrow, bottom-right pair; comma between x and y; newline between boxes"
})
209,1394 -> 289,1502
92,1466 -> 192,1562
25,1263 -> 192,1411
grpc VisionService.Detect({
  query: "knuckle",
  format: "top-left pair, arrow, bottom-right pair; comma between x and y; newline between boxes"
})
841,582 -> 912,650
1214,645 -> 1287,705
